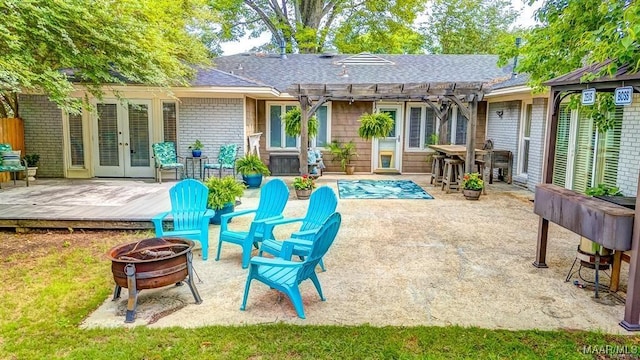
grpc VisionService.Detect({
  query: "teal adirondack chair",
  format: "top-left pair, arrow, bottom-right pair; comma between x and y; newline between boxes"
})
216,178 -> 289,268
152,142 -> 184,183
152,179 -> 215,259
241,212 -> 342,319
259,186 -> 338,271
204,144 -> 238,178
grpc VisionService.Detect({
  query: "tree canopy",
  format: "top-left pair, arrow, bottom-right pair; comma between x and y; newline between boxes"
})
212,0 -> 428,54
510,0 -> 640,90
0,0 -> 213,117
423,0 -> 519,55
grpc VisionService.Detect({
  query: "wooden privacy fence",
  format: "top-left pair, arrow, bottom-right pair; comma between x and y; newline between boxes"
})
0,118 -> 25,182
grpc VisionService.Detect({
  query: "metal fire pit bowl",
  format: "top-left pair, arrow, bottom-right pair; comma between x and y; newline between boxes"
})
106,237 -> 202,323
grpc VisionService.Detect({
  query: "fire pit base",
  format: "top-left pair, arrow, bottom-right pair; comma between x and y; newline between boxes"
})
107,237 -> 202,323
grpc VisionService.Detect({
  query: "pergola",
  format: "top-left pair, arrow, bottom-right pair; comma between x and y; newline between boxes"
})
535,62 -> 640,330
285,81 -> 489,175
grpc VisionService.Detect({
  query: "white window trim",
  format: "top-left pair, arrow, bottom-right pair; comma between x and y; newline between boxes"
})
266,101 -> 332,151
404,102 -> 440,152
518,101 -> 532,177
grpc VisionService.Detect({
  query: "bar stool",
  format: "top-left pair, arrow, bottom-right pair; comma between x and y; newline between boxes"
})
441,158 -> 464,194
430,154 -> 446,186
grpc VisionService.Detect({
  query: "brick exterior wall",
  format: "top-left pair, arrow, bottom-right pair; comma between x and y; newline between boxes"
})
525,98 -> 548,192
178,97 -> 245,160
617,93 -> 640,196
487,101 -> 521,182
19,95 -> 64,178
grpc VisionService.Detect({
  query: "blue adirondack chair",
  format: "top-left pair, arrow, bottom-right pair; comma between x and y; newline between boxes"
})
151,179 -> 215,260
204,144 -> 238,178
216,178 -> 289,268
259,186 -> 338,271
241,212 -> 342,319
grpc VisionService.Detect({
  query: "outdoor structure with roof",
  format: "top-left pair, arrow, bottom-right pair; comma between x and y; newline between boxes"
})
15,52 -> 512,180
531,64 -> 640,330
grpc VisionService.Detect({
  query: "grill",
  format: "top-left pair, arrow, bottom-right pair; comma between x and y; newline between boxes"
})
106,237 -> 202,323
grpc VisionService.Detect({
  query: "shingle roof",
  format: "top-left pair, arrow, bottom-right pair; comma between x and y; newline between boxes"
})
489,73 -> 530,90
190,67 -> 268,87
544,60 -> 640,87
208,53 -> 513,91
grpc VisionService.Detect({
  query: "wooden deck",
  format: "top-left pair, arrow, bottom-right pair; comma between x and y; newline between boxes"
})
0,179 -> 174,230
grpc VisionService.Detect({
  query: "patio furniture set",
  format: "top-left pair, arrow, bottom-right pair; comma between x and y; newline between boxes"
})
152,142 -> 238,183
0,143 -> 29,189
428,142 -> 512,194
111,177 -> 341,322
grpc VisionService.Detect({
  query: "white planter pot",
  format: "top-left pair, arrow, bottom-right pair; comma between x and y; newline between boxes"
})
27,167 -> 37,181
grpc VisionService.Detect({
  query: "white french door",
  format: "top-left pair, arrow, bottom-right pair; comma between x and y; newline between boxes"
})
373,105 -> 403,172
93,100 -> 154,177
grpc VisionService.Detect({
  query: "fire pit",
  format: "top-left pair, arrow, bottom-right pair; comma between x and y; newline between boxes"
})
106,237 -> 202,323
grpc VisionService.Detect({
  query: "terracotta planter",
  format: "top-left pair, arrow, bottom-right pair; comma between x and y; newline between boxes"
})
463,189 -> 482,200
295,189 -> 312,200
345,165 -> 355,175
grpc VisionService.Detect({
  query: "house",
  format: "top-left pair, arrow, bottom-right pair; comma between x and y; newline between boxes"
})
17,53 -> 514,180
484,65 -> 640,197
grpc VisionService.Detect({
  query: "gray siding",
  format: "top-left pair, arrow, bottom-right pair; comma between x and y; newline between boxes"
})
617,94 -> 640,196
177,98 -> 245,160
486,101 -> 521,182
19,95 -> 64,178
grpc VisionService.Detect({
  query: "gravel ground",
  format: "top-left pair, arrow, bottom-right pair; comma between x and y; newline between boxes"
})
81,175 -> 632,334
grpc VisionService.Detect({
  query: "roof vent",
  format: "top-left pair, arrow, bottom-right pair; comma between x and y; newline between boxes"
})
335,53 -> 394,66
319,52 -> 337,58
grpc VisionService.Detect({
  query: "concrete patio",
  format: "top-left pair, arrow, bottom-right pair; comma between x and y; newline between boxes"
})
8,174 -> 619,334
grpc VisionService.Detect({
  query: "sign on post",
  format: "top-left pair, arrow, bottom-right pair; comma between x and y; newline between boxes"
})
614,86 -> 634,106
581,88 -> 596,105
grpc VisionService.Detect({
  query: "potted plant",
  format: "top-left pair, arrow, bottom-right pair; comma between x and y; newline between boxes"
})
357,112 -> 394,140
204,176 -> 246,224
292,174 -> 315,200
24,153 -> 40,181
461,172 -> 484,200
580,184 -> 622,260
327,140 -> 358,175
189,140 -> 204,157
235,153 -> 270,188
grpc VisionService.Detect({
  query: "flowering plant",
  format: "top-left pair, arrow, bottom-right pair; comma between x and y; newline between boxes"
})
461,172 -> 484,190
293,175 -> 315,190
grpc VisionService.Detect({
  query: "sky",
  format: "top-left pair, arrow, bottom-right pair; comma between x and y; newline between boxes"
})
220,0 -> 540,55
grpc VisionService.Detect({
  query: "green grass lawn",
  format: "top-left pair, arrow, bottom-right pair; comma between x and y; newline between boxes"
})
1,230 -> 639,359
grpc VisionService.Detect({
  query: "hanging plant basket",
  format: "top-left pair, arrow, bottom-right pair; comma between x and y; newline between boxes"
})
283,107 -> 319,137
357,112 -> 394,140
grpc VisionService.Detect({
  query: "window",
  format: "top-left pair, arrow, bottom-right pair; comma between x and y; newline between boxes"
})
519,103 -> 532,175
406,105 -> 437,151
267,103 -> 331,150
162,102 -> 177,143
445,106 -> 466,145
68,112 -> 84,167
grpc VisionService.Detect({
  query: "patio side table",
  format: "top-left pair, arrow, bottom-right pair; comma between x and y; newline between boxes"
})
185,156 -> 208,179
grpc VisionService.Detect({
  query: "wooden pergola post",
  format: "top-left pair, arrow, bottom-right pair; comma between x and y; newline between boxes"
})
621,173 -> 640,330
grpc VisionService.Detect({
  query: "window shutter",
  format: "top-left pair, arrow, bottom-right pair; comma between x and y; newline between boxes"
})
552,105 -> 570,187
571,110 -> 596,193
408,107 -> 421,148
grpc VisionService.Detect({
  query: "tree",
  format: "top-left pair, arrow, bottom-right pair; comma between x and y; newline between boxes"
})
0,0 -> 213,118
509,0 -> 638,90
423,0 -> 519,54
211,0 -> 428,54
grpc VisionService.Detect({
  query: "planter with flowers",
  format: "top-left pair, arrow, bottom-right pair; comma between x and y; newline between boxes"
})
293,175 -> 315,200
461,172 -> 484,200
